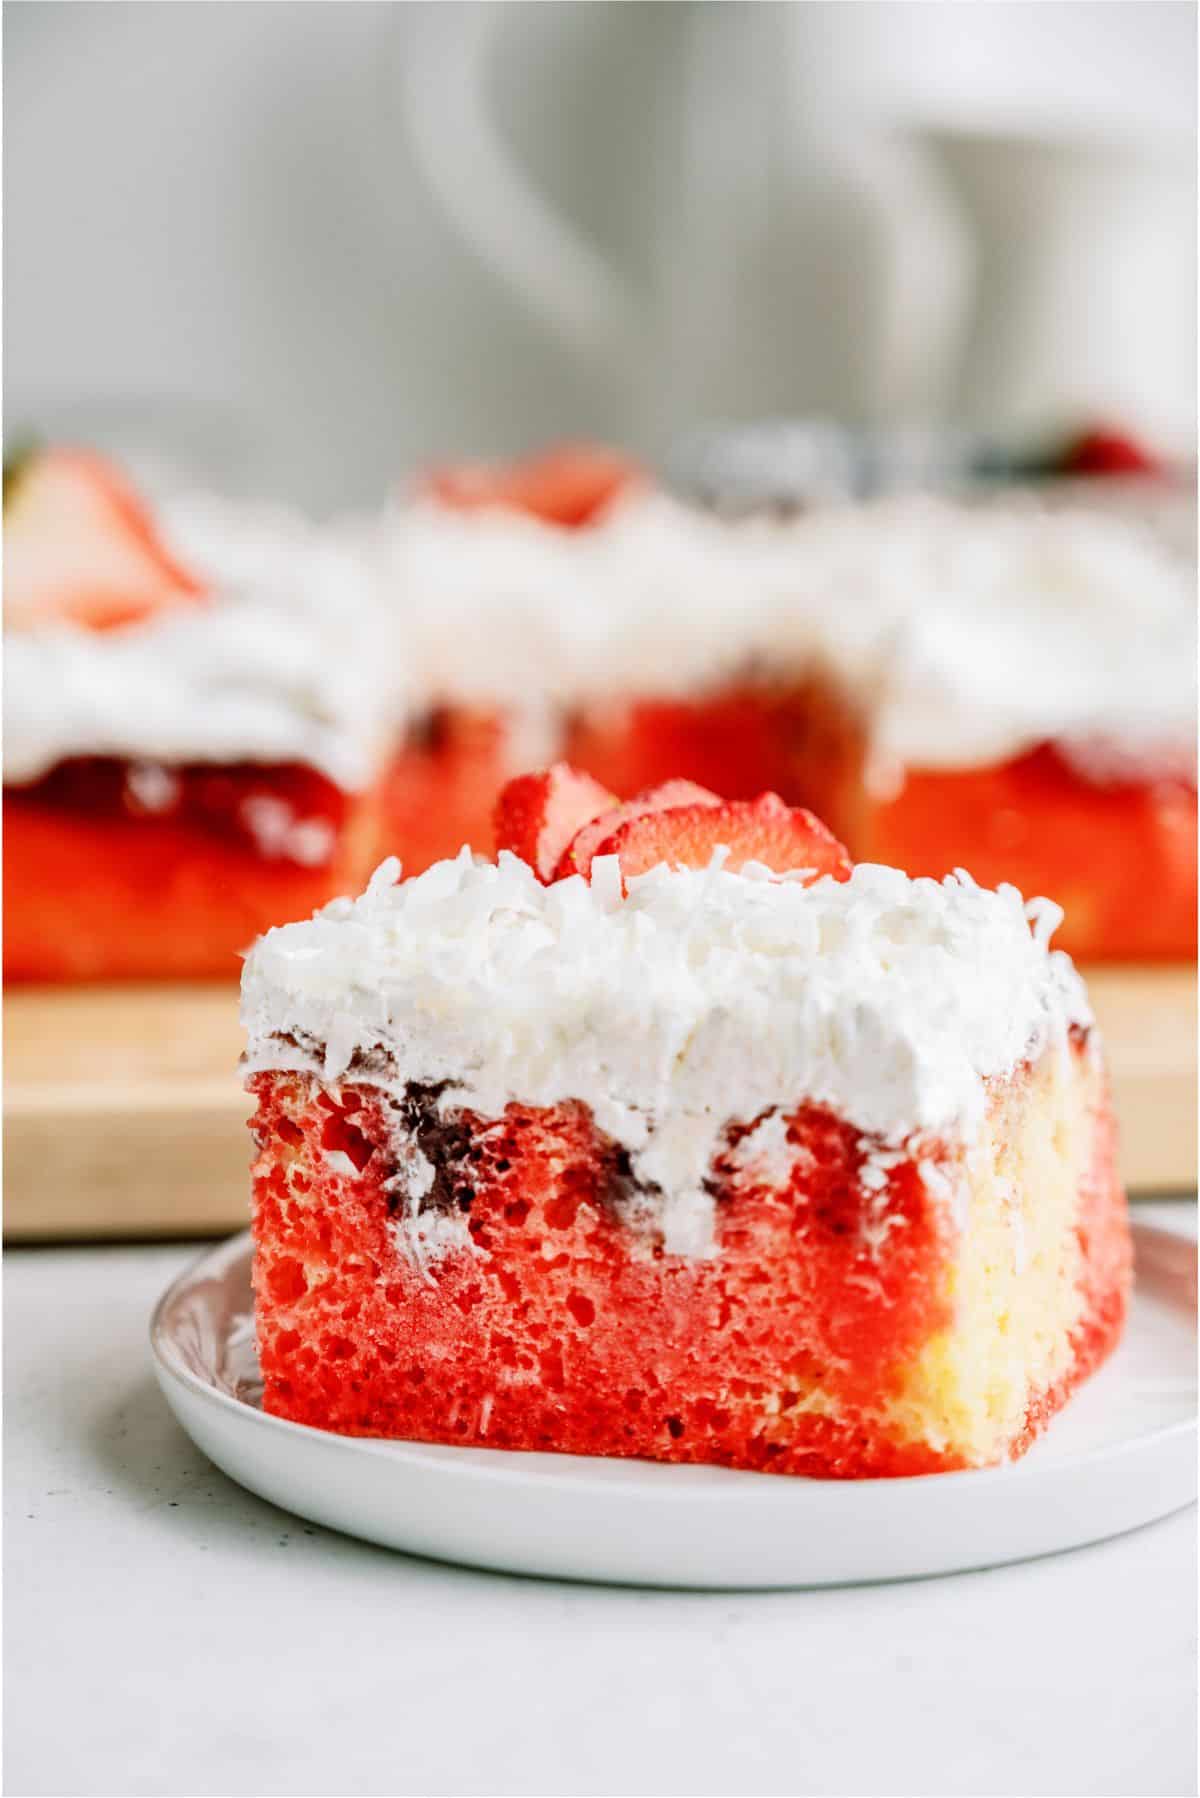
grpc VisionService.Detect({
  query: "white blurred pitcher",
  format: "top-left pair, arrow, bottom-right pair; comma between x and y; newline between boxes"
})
391,2 -> 971,445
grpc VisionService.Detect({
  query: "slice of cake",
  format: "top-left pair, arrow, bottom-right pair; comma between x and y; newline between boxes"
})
4,455 -> 401,981
243,775 -> 1129,1478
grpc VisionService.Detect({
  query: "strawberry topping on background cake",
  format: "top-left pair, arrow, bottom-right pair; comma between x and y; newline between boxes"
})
3,447 -> 206,632
1059,425 -> 1164,479
421,443 -> 642,528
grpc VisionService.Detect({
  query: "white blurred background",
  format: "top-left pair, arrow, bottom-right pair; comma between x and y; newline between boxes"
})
5,0 -> 1196,508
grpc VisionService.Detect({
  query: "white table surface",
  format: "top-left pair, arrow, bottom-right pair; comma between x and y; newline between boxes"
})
6,1202 -> 1196,1798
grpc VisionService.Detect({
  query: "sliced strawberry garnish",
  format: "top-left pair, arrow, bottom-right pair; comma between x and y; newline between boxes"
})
591,792 -> 852,884
493,763 -> 616,881
1059,427 -> 1163,479
3,447 -> 206,632
423,443 -> 641,529
553,779 -> 721,881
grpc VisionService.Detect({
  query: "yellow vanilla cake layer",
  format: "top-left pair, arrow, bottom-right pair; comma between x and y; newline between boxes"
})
889,1039 -> 1116,1466
734,1040 -> 1118,1471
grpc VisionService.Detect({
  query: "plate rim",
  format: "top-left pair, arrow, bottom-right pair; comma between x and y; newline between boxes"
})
150,1222 -> 1198,1498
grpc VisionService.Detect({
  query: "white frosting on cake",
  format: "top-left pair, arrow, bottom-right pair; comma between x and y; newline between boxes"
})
377,490 -> 1196,780
4,494 -> 403,789
241,849 -> 1091,1256
7,479 -> 1192,789
780,499 -> 1197,779
372,492 -> 765,709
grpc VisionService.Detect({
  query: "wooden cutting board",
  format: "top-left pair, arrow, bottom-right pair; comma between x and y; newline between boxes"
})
4,968 -> 1196,1238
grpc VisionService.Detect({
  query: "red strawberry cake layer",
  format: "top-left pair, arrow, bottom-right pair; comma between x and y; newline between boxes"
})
6,758 -> 386,981
4,466 -> 400,981
244,792 -> 1130,1477
855,741 -> 1197,964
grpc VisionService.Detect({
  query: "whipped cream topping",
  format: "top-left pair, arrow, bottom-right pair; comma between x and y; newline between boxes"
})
242,850 -> 1091,1256
779,498 -> 1197,779
5,495 -> 403,789
371,492 -> 764,709
377,490 -> 1196,779
7,479 -> 1191,788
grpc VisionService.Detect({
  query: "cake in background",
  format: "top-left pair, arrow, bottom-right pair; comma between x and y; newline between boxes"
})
3,449 -> 402,980
4,427 -> 1194,978
381,434 -> 1196,960
245,768 -> 1130,1475
764,495 -> 1196,963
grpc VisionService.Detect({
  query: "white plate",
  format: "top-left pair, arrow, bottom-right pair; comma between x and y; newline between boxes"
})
150,1225 -> 1197,1588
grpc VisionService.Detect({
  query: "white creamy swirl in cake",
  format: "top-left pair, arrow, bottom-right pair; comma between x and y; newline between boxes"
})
4,495 -> 403,790
241,850 -> 1092,1255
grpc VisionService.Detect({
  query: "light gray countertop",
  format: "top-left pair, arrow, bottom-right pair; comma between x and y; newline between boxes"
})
5,1203 -> 1196,1798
